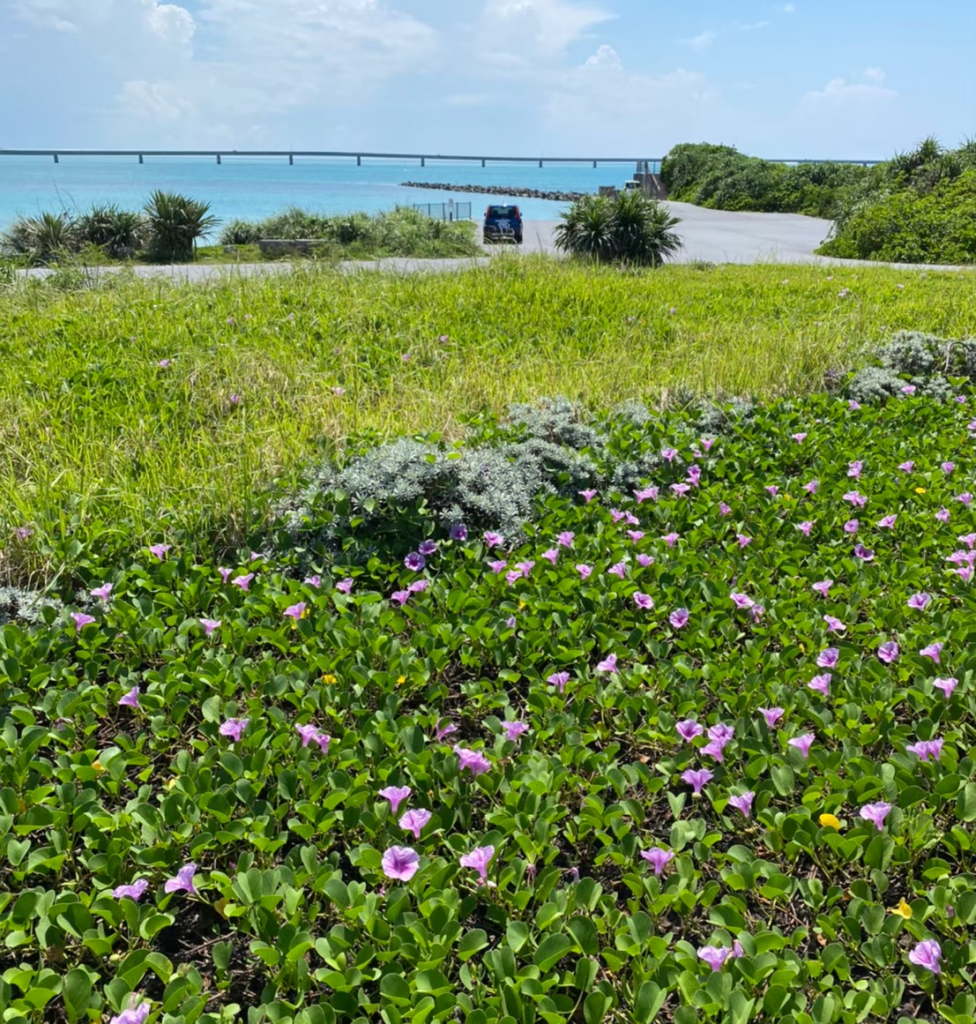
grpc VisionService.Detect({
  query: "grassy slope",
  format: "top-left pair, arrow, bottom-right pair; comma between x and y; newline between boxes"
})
1,258 -> 974,578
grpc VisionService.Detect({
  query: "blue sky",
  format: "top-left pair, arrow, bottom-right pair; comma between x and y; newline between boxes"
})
0,0 -> 972,158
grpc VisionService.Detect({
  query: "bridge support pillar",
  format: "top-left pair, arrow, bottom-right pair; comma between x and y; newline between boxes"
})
289,154 -> 293,165
139,154 -> 144,164
593,160 -> 597,169
53,154 -> 59,164
421,156 -> 425,167
357,155 -> 362,166
481,158 -> 485,168
539,159 -> 543,168
217,154 -> 222,165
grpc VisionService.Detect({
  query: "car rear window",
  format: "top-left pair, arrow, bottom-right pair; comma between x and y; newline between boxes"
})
488,206 -> 518,217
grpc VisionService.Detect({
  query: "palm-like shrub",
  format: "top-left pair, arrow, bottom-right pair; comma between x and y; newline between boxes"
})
1,212 -> 78,264
77,205 -> 146,259
144,191 -> 218,262
555,192 -> 682,267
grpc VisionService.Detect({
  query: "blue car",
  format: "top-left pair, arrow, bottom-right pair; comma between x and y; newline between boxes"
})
483,204 -> 523,244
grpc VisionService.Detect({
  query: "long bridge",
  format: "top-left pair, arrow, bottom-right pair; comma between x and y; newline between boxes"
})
0,149 -> 884,168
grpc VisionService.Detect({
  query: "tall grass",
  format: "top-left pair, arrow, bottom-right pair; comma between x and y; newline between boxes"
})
0,258 -> 973,581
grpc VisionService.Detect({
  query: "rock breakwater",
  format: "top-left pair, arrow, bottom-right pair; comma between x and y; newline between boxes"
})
402,182 -> 587,202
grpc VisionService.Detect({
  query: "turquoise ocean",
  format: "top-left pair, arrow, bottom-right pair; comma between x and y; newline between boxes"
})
0,156 -> 660,231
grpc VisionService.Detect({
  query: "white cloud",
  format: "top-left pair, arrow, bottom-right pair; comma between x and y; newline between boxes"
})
479,0 -> 612,62
779,3 -> 796,11
738,20 -> 769,31
686,29 -> 717,50
143,0 -> 195,44
584,43 -> 622,68
802,69 -> 896,105
863,66 -> 886,82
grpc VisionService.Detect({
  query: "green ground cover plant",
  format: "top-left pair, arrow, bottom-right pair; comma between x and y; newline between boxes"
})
0,261 -> 974,584
3,384 -> 976,1023
554,193 -> 682,266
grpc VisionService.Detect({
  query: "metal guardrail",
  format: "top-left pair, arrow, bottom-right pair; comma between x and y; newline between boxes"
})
411,202 -> 472,221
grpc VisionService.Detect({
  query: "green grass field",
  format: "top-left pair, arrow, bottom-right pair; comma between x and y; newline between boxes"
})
1,258 -> 974,580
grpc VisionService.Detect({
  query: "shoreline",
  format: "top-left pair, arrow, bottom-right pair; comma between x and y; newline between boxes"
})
402,181 -> 586,203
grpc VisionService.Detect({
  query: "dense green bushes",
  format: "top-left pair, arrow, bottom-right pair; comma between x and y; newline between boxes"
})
660,144 -> 868,218
661,137 -> 976,264
219,206 -> 480,258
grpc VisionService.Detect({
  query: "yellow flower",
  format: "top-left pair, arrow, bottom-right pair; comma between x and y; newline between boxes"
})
819,813 -> 841,829
782,494 -> 793,502
92,759 -> 104,773
322,674 -> 337,684
518,600 -> 527,610
397,675 -> 407,685
890,898 -> 913,920
915,487 -> 927,494
164,778 -> 177,790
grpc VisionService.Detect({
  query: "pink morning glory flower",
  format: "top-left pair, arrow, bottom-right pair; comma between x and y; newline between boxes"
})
877,641 -> 900,664
686,465 -> 701,486
848,461 -> 863,478
701,740 -> 725,762
218,567 -> 232,583
610,509 -> 627,523
379,786 -> 412,814
957,493 -> 973,507
670,484 -> 690,498
90,583 -> 113,602
200,618 -> 221,637
501,721 -> 529,742
823,615 -> 846,633
854,544 -> 874,561
758,707 -> 784,728
817,648 -> 839,668
906,738 -> 943,762
460,845 -> 496,886
112,879 -> 150,901
719,502 -> 732,516
219,718 -> 249,742
808,673 -> 831,696
635,486 -> 659,503
812,580 -> 833,597
676,720 -> 704,742
450,523 -> 468,541
637,554 -> 655,567
455,746 -> 491,776
391,590 -> 411,606
792,433 -> 807,444
632,592 -> 654,610
730,593 -> 754,610
489,560 -> 508,575
542,549 -> 559,564
72,612 -> 96,633
859,801 -> 892,831
409,579 -> 432,594
505,570 -> 522,586
557,531 -> 575,548
960,533 -> 976,550
848,399 -> 861,410
304,575 -> 322,588
579,489 -> 597,503
149,543 -> 171,560
901,385 -> 916,396
796,521 -> 814,536
908,940 -> 942,975
877,515 -> 898,529
382,846 -> 420,882
803,480 -> 819,494
576,564 -> 593,580
118,686 -> 141,709
670,608 -> 690,628
419,540 -> 438,557
483,531 -> 504,549
843,491 -> 867,508
698,946 -> 731,971
434,719 -> 458,741
942,462 -> 956,475
920,642 -> 944,663
399,808 -> 432,839
682,768 -> 713,794
789,733 -> 815,759
641,847 -> 674,875
232,573 -> 253,591
662,532 -> 680,548
284,602 -> 306,621
709,723 -> 734,746
661,447 -> 678,462
907,593 -> 931,610
597,653 -> 618,673
844,519 -> 859,534
404,552 -> 426,571
608,562 -> 627,578
736,534 -> 752,548
335,578 -> 354,593
109,999 -> 152,1024
627,530 -> 646,543
898,461 -> 915,473
954,566 -> 974,583
765,485 -> 780,497
933,677 -> 958,698
547,672 -> 570,694
727,792 -> 754,819
936,508 -> 951,523
164,863 -> 197,895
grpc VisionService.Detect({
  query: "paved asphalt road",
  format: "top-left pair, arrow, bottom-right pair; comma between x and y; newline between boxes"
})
16,205 -> 968,281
